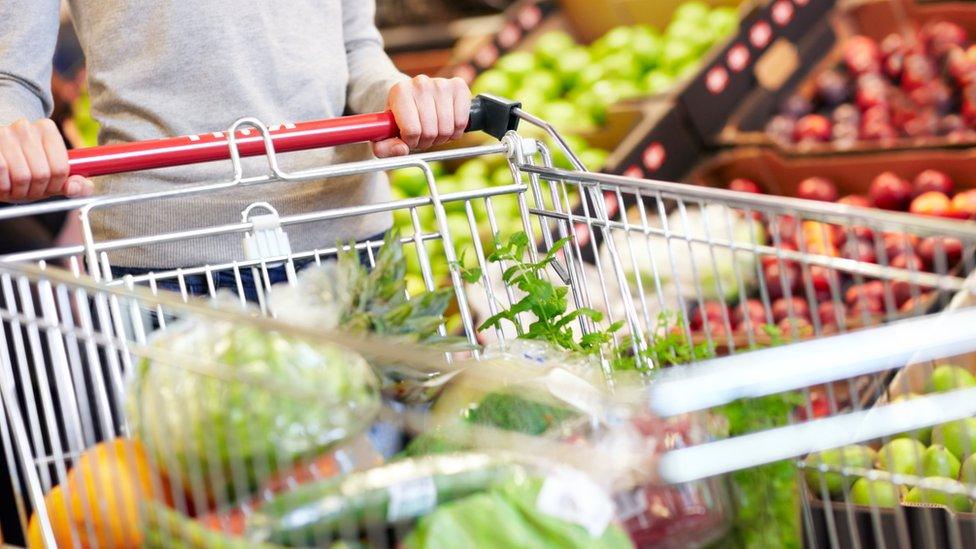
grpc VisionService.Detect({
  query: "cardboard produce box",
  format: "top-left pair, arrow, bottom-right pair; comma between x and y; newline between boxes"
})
558,0 -> 742,43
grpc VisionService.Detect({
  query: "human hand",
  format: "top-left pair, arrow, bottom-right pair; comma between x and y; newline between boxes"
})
0,119 -> 93,202
373,75 -> 472,158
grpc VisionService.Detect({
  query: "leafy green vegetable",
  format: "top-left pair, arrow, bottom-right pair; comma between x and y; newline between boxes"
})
463,232 -> 622,356
142,502 -> 282,549
612,311 -> 711,371
465,392 -> 577,435
128,323 -> 380,504
404,477 -> 633,549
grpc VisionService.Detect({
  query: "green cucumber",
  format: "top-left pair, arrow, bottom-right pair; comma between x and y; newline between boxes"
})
252,453 -> 524,546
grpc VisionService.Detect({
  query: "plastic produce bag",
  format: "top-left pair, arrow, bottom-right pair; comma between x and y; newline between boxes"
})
126,315 -> 381,505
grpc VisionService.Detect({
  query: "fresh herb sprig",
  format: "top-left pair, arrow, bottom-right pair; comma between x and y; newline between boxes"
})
461,232 -> 623,356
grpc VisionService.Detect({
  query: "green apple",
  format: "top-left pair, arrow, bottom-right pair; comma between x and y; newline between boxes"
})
521,70 -> 563,100
599,51 -> 643,82
662,39 -> 697,74
404,274 -> 427,296
589,79 -> 642,107
632,28 -> 663,70
543,100 -> 595,134
534,31 -> 577,67
707,7 -> 740,37
891,393 -> 933,444
496,51 -> 537,82
554,46 -> 592,84
390,168 -> 429,197
676,60 -> 704,81
933,418 -> 976,461
392,207 -> 413,232
571,90 -> 609,125
905,477 -> 972,512
591,26 -> 635,58
926,365 -> 976,393
643,71 -> 676,94
960,454 -> 976,483
850,478 -> 901,508
877,439 -> 925,475
447,214 -> 474,246
923,445 -> 961,478
674,1 -> 711,23
472,69 -> 514,97
803,445 -> 877,496
511,87 -> 548,116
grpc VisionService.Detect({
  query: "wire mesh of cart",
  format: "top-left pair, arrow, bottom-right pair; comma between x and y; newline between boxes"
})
1,93 -> 976,547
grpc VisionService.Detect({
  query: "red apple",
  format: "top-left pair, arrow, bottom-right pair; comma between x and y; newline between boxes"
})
918,236 -> 964,268
808,265 -> 839,293
734,299 -> 767,328
701,321 -> 730,341
900,293 -> 932,313
962,85 -> 976,125
844,35 -> 882,76
793,114 -> 832,143
690,300 -> 726,330
729,178 -> 761,194
890,280 -> 916,308
846,280 -> 885,305
772,296 -> 810,323
817,301 -> 845,327
796,177 -> 839,202
891,253 -> 925,271
883,232 -> 920,259
900,54 -> 937,92
855,76 -> 889,111
870,172 -> 913,210
838,194 -> 871,208
761,241 -> 799,270
841,238 -> 877,264
909,191 -> 952,216
951,189 -> 976,217
764,262 -> 800,300
913,169 -> 954,196
921,21 -> 969,58
848,296 -> 885,318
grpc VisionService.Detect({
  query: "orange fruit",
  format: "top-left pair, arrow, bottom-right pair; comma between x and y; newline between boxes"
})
26,438 -> 169,548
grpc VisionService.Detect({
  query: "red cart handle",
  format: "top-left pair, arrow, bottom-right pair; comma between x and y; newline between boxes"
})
67,94 -> 521,178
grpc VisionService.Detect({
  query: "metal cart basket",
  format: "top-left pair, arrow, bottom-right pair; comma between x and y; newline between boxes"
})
2,94 -> 976,547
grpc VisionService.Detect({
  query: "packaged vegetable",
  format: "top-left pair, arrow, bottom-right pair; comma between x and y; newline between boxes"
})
248,453 -> 527,545
127,319 -> 380,506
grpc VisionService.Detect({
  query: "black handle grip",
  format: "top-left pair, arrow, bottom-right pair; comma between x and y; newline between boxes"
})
466,94 -> 522,140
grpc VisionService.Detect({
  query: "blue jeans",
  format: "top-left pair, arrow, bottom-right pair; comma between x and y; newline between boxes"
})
111,232 -> 386,302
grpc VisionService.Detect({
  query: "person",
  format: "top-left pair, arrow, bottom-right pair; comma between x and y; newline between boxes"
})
0,1 -> 471,288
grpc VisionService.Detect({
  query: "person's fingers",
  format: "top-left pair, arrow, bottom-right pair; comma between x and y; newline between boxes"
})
63,175 -> 94,197
412,76 -> 438,150
389,83 -> 422,150
0,125 -> 32,200
432,79 -> 455,147
372,138 -> 410,158
38,119 -> 70,196
450,77 -> 473,141
11,120 -> 50,200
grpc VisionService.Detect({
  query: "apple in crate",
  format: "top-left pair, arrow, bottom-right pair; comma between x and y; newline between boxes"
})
793,114 -> 832,143
910,191 -> 952,216
951,189 -> 976,217
870,172 -> 913,211
796,177 -> 839,202
729,178 -> 761,194
843,35 -> 882,76
913,169 -> 954,196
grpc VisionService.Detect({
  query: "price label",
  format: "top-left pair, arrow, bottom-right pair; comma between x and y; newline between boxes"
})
387,476 -> 437,522
536,467 -> 614,538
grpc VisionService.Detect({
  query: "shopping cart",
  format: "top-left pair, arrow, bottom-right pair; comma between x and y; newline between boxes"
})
1,92 -> 976,547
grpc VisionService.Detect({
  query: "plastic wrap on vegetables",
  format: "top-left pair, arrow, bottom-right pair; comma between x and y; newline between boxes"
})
126,318 -> 381,506
602,204 -> 765,303
270,231 -> 468,403
148,452 -> 633,548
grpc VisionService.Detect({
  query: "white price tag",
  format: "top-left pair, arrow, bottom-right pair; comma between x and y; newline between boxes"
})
536,467 -> 614,538
387,476 -> 437,522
